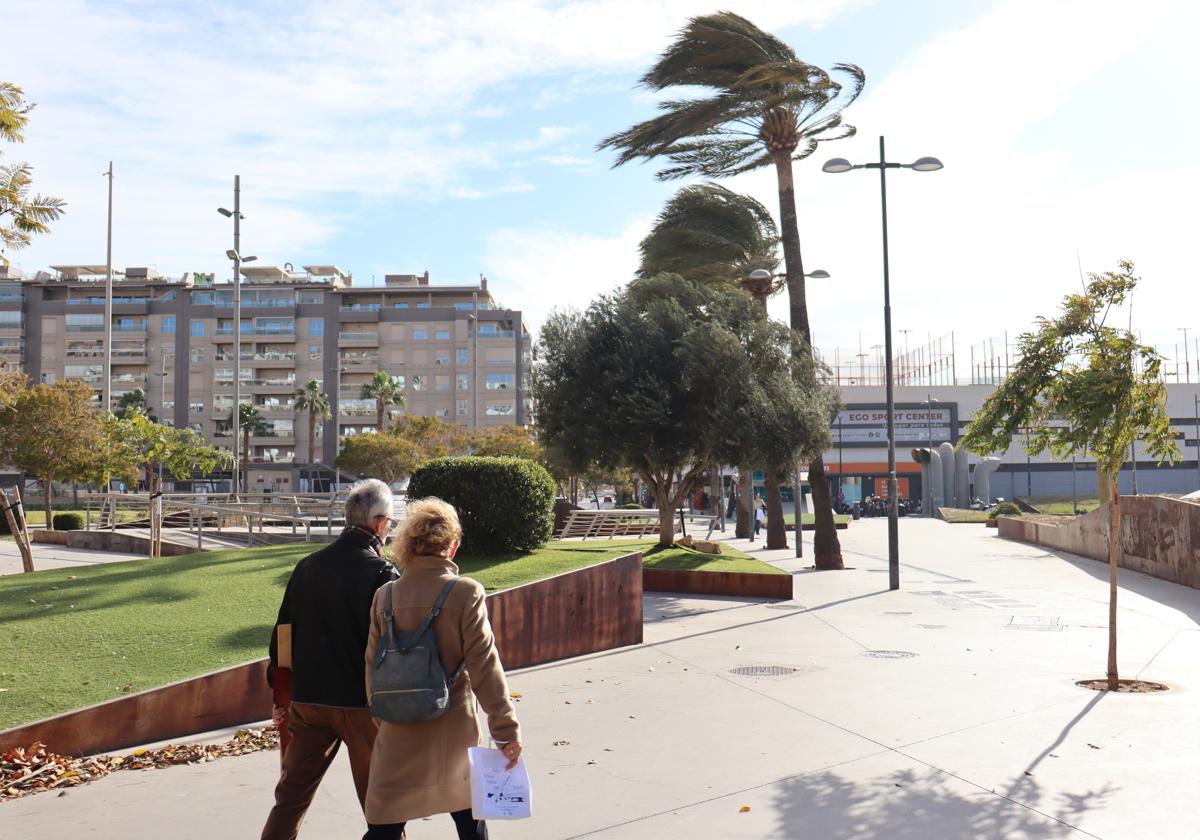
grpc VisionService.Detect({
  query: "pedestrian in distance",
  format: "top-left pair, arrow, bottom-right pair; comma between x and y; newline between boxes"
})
754,492 -> 766,535
261,478 -> 399,840
363,497 -> 521,840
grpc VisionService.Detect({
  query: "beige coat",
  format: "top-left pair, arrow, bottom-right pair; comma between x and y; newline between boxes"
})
363,555 -> 520,823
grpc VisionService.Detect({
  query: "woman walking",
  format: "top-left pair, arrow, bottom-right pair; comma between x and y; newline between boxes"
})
363,498 -> 522,840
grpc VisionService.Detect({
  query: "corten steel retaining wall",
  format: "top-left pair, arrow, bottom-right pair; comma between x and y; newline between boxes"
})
0,552 -> 644,757
997,496 -> 1200,590
643,568 -> 793,599
31,528 -> 195,556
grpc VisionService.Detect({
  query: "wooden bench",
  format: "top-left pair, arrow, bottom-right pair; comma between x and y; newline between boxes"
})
556,508 -> 720,541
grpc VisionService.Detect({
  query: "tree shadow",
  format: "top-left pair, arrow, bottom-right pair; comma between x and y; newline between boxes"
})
771,765 -> 1117,839
218,623 -> 274,650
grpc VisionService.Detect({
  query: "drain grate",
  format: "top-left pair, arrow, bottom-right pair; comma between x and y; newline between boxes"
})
863,650 -> 918,659
729,665 -> 800,678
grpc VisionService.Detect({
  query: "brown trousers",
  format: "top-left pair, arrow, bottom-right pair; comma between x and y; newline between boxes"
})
261,703 -> 379,840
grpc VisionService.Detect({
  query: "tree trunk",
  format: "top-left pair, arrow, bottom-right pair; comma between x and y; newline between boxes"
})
765,471 -> 787,549
1096,465 -> 1112,505
1107,475 -> 1120,690
772,150 -> 842,567
710,466 -> 721,520
736,470 -> 751,538
43,474 -> 53,526
308,411 -> 317,466
654,484 -> 675,547
243,429 -> 251,494
377,401 -> 385,433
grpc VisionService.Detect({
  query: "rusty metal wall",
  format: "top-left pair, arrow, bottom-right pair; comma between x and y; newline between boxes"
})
998,497 -> 1200,590
0,552 -> 645,757
643,568 -> 793,599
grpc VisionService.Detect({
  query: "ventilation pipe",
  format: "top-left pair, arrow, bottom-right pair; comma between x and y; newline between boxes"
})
937,443 -> 956,510
954,448 -> 971,508
973,457 -> 1002,504
911,447 -> 944,513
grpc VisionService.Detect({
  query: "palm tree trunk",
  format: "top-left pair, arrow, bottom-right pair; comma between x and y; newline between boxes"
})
243,429 -> 251,494
764,471 -> 787,549
736,469 -> 751,538
377,401 -> 385,433
1107,475 -> 1120,690
308,411 -> 317,466
772,151 -> 843,570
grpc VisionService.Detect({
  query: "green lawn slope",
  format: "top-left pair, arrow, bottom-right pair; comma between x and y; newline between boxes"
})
0,537 -> 778,729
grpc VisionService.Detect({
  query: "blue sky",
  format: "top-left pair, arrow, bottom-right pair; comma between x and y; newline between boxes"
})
6,0 -> 1200,370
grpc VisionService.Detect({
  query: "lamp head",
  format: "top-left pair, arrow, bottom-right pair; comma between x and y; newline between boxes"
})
746,269 -> 773,282
217,207 -> 233,217
910,156 -> 944,172
242,255 -> 257,263
822,158 -> 853,174
225,249 -> 238,261
806,269 -> 831,279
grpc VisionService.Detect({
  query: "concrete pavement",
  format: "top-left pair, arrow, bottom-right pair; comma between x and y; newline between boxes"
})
0,537 -> 144,576
3,518 -> 1198,838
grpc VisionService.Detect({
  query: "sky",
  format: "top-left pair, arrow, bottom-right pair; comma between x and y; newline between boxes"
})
5,0 -> 1200,373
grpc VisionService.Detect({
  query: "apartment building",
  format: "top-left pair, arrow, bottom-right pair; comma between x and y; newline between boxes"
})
0,263 -> 531,492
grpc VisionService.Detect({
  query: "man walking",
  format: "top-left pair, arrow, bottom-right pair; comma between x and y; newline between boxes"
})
261,479 -> 399,840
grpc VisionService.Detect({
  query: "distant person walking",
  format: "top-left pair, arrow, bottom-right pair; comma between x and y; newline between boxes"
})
261,479 -> 399,840
754,492 -> 766,536
363,498 -> 521,840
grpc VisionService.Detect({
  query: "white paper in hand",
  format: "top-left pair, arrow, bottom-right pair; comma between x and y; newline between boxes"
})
469,746 -> 532,821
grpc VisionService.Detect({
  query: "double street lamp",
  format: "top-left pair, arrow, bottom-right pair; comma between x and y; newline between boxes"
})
823,137 -> 943,591
218,177 -> 256,496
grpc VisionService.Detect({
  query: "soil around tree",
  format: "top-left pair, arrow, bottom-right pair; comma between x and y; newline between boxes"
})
1075,678 -> 1169,693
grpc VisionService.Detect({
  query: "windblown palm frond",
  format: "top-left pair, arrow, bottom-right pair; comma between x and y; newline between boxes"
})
598,12 -> 865,180
640,183 -> 780,285
1,162 -> 66,250
0,83 -> 34,146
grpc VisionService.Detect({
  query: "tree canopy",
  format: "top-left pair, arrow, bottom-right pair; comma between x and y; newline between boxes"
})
103,411 -> 231,492
534,272 -> 830,544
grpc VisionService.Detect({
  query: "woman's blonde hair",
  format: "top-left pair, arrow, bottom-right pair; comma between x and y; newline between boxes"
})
394,497 -> 462,566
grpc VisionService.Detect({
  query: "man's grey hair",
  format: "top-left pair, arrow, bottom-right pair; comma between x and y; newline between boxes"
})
345,478 -> 394,527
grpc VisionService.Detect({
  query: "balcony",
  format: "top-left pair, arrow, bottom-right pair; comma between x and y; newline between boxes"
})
340,353 -> 379,368
338,331 -> 379,346
215,326 -> 296,339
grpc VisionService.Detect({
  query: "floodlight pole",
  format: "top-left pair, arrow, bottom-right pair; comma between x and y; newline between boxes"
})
232,176 -> 242,497
104,162 -> 114,419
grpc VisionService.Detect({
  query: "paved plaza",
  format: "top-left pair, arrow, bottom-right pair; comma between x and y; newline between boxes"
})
3,517 -> 1198,838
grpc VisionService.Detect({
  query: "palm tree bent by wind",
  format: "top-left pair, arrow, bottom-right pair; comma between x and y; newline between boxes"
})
600,11 -> 863,568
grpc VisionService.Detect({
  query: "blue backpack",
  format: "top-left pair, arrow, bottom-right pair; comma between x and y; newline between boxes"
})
369,578 -> 466,723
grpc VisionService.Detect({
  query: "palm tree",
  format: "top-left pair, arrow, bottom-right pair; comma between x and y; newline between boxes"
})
295,378 -> 331,467
600,11 -> 863,569
232,403 -> 269,492
113,388 -> 155,421
1,84 -> 66,252
640,182 -> 789,548
360,370 -> 405,432
639,182 -> 779,284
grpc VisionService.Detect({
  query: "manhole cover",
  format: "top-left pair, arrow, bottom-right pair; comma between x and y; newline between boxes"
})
729,665 -> 800,677
765,604 -> 805,611
862,650 -> 918,659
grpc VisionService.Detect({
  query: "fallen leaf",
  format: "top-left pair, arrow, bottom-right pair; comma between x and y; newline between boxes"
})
1088,744 -> 1102,750
739,806 -> 751,813
510,692 -> 523,699
553,740 -> 570,747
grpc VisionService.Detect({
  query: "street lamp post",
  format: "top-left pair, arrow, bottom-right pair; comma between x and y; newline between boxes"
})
1180,328 -> 1191,384
468,295 -> 480,430
218,178 -> 256,497
1194,394 -> 1199,491
824,137 -> 943,591
926,394 -> 939,516
333,365 -> 348,491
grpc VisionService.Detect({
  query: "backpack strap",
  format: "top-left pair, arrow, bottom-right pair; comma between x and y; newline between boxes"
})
375,580 -> 398,667
411,578 -> 459,642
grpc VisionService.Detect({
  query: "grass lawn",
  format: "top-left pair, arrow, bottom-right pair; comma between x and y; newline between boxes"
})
0,537 -> 778,729
939,509 -> 993,524
1028,496 -> 1100,515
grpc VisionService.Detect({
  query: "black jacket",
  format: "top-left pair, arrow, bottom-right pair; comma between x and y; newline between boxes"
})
268,528 -> 397,708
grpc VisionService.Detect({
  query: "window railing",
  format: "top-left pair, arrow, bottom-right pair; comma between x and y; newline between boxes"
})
215,325 -> 295,336
339,303 -> 382,312
338,331 -> 379,342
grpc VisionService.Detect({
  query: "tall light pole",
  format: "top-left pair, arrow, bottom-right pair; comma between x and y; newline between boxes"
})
1194,394 -> 1200,491
926,394 -> 939,516
469,291 -> 480,430
218,178 -> 255,496
824,139 -> 943,591
899,328 -> 913,384
333,365 -> 348,491
156,348 -> 172,491
747,268 -> 829,558
1180,327 -> 1191,384
103,162 -> 114,419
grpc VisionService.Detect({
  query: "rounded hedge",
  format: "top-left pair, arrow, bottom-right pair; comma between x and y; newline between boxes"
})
991,502 -> 1021,517
53,512 -> 85,531
407,456 -> 555,555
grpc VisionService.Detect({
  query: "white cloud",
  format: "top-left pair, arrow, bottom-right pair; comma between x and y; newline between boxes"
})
482,218 -> 652,332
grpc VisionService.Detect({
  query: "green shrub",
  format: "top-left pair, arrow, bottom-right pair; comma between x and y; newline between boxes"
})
991,502 -> 1021,517
407,456 -> 555,554
53,512 -> 85,531
620,502 -> 641,510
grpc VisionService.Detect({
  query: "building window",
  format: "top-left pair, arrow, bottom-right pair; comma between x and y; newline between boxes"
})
435,407 -> 450,418
190,402 -> 205,414
162,400 -> 175,411
297,290 -> 324,305
456,374 -> 468,391
190,320 -> 206,337
309,318 -> 324,337
416,302 -> 430,309
190,346 -> 205,364
456,399 -> 468,416
456,347 -> 468,364
393,302 -> 408,309
434,354 -> 450,366
309,343 -> 323,361
435,375 -> 450,392
162,315 -> 176,334
412,375 -> 425,392
435,329 -> 450,341
485,404 -> 514,416
413,329 -> 428,341
485,373 -> 514,390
